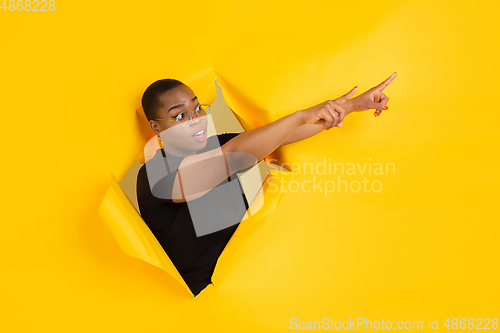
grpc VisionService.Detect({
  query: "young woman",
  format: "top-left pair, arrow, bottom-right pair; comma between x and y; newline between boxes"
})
136,73 -> 397,296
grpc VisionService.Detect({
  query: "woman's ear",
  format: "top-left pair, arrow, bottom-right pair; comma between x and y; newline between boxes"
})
149,120 -> 161,136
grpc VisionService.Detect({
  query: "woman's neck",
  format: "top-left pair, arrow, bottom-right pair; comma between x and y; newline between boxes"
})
163,145 -> 197,157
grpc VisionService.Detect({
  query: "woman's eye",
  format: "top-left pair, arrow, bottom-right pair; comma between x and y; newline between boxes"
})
176,112 -> 185,120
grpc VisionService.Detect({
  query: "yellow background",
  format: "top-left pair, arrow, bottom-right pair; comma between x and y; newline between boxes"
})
1,0 -> 498,331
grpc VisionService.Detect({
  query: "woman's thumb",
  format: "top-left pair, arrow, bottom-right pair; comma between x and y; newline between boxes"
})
336,86 -> 358,104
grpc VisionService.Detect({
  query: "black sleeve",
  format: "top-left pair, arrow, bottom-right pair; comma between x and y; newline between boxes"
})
136,164 -> 179,235
137,163 -> 176,211
216,132 -> 242,146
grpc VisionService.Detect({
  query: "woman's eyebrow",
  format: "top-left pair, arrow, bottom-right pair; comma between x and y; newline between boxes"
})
168,96 -> 198,113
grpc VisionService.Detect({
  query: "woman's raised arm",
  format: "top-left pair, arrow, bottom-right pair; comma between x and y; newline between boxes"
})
170,91 -> 355,203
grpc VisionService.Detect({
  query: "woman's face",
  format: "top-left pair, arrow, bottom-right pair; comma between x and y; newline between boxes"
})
151,85 -> 209,157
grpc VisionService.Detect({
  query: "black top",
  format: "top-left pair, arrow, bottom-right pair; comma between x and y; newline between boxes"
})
136,133 -> 248,296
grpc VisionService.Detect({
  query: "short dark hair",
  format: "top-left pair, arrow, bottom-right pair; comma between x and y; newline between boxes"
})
141,79 -> 186,121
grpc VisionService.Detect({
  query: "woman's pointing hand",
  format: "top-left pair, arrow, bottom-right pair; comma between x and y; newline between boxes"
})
344,72 -> 397,117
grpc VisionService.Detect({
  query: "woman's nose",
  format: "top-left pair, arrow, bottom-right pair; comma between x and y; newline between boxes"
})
190,112 -> 202,125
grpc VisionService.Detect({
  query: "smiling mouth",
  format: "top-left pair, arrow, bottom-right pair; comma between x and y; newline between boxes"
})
191,129 -> 207,142
192,129 -> 205,137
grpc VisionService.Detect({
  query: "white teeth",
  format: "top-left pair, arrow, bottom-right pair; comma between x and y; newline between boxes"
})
194,130 -> 204,136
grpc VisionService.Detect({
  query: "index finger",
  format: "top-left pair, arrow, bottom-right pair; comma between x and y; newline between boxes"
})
374,72 -> 397,92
